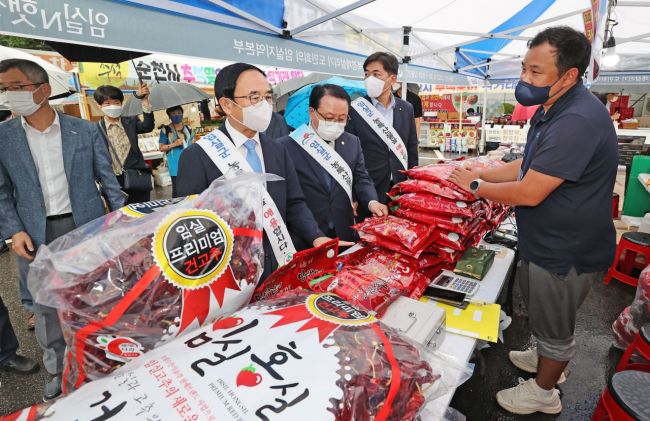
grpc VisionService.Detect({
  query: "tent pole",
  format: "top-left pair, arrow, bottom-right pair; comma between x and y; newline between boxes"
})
480,82 -> 488,155
401,26 -> 411,100
73,71 -> 89,120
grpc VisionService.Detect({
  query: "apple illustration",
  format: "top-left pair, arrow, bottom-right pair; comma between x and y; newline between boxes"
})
237,364 -> 262,387
212,316 -> 244,331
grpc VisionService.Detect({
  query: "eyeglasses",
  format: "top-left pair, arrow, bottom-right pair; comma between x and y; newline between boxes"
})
232,93 -> 274,105
0,83 -> 44,93
315,109 -> 349,124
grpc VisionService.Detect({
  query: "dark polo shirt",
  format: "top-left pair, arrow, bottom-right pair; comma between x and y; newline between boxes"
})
516,80 -> 618,275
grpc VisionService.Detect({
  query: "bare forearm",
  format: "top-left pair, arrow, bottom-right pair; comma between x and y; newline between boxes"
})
476,180 -> 536,206
479,158 -> 522,183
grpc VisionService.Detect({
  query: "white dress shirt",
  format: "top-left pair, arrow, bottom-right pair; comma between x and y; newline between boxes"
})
226,118 -> 265,173
22,113 -> 72,216
371,94 -> 396,125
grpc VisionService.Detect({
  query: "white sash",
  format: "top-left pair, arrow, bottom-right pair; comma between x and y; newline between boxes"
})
197,129 -> 296,265
289,124 -> 353,206
351,97 -> 408,170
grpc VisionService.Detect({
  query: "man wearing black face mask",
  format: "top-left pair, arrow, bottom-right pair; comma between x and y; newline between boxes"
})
450,27 -> 617,415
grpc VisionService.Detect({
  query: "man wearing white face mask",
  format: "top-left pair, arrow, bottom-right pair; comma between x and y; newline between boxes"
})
346,52 -> 419,218
278,84 -> 387,249
0,59 -> 124,401
94,84 -> 155,204
177,63 -> 344,282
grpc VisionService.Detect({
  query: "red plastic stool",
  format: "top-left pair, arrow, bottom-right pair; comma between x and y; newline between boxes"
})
591,369 -> 650,421
617,325 -> 650,372
604,232 -> 650,287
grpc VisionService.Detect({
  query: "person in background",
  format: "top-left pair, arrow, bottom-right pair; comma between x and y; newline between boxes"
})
278,84 -> 387,249
159,105 -> 194,198
393,82 -> 423,137
450,26 -> 618,416
177,63 -> 344,281
264,110 -> 291,139
0,59 -> 124,400
0,109 -> 11,256
346,52 -> 419,218
94,84 -> 155,204
0,294 -> 39,375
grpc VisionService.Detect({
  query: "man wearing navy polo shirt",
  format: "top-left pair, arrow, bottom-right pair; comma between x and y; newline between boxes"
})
451,26 -> 618,415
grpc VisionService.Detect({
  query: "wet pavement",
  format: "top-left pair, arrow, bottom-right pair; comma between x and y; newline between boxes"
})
0,163 -> 638,419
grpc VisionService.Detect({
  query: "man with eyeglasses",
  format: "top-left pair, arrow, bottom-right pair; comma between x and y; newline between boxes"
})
0,59 -> 124,400
278,84 -> 387,249
177,63 -> 343,283
346,52 -> 419,218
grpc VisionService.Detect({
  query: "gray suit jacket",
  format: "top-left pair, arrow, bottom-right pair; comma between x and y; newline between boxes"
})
0,112 -> 125,246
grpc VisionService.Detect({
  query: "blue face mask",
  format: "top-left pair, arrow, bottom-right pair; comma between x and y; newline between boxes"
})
514,76 -> 563,106
170,115 -> 183,124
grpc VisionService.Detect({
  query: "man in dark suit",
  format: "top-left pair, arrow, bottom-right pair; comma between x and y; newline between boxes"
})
177,63 -> 341,281
346,52 -> 419,214
0,59 -> 124,400
278,84 -> 388,249
94,84 -> 154,204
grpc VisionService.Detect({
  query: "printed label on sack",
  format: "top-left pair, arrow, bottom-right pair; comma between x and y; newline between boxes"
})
153,209 -> 234,290
96,335 -> 144,363
120,195 -> 197,218
42,296 -> 350,421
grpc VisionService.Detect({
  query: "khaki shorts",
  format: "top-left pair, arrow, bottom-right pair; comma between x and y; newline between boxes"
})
518,260 -> 603,361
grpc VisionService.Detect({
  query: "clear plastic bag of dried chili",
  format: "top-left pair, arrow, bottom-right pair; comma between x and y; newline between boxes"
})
27,174 -> 269,394
4,291 -> 472,421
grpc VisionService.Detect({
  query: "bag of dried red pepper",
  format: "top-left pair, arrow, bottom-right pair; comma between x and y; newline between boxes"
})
251,238 -> 339,302
401,164 -> 459,189
3,291 -> 472,421
27,175 -> 268,394
351,216 -> 437,257
389,178 -> 475,202
389,193 -> 487,219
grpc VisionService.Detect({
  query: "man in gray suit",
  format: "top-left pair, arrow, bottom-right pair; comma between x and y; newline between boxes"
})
0,59 -> 124,400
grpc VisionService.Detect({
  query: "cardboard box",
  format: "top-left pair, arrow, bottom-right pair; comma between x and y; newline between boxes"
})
620,121 -> 640,130
437,111 -> 448,121
637,116 -> 650,128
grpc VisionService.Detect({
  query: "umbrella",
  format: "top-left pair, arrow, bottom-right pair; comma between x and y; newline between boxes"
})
121,81 -> 211,116
284,76 -> 367,129
45,41 -> 149,64
273,73 -> 359,112
0,45 -> 74,98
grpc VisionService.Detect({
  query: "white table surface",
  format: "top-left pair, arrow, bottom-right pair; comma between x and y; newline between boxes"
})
433,244 -> 515,411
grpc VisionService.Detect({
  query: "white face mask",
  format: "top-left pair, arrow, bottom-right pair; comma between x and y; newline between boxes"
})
315,119 -> 345,142
231,99 -> 272,133
365,75 -> 387,98
0,87 -> 44,116
392,82 -> 401,93
101,104 -> 123,118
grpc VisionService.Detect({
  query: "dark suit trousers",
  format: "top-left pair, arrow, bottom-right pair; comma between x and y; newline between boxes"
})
0,294 -> 19,364
33,215 -> 76,375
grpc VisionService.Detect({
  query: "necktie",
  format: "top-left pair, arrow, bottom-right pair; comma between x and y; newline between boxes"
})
244,139 -> 263,174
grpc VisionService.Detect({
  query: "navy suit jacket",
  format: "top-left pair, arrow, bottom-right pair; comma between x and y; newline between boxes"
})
176,125 -> 324,279
98,112 -> 154,171
279,131 -> 377,249
346,95 -> 419,205
0,113 -> 125,247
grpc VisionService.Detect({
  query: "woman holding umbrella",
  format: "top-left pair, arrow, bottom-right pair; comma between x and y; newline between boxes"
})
159,105 -> 194,197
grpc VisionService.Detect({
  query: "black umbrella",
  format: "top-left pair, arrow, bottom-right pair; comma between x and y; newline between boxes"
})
122,82 -> 211,116
45,41 -> 149,64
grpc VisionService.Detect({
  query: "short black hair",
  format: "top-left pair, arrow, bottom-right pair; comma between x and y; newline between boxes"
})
94,85 -> 124,105
309,84 -> 351,109
0,59 -> 49,84
214,63 -> 266,101
363,52 -> 399,75
0,109 -> 12,122
528,26 -> 591,77
166,105 -> 183,115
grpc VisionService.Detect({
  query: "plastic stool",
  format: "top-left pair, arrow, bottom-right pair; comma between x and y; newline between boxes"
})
604,232 -> 650,287
617,325 -> 650,372
591,369 -> 650,421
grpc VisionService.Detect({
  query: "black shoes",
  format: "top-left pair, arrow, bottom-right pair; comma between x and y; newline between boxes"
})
0,354 -> 39,374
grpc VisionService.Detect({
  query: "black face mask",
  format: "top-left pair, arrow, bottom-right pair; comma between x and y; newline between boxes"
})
514,74 -> 565,106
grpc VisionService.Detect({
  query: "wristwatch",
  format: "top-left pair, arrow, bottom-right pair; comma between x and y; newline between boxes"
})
470,179 -> 482,196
